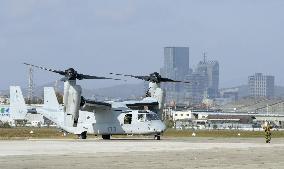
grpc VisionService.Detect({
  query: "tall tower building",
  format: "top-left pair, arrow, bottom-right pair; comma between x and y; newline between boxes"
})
184,54 -> 219,104
185,72 -> 208,104
160,47 -> 189,103
162,47 -> 189,80
248,73 -> 274,98
196,55 -> 219,98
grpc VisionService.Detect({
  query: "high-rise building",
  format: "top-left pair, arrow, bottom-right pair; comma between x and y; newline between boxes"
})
184,72 -> 208,104
248,73 -> 274,98
161,47 -> 189,81
195,57 -> 219,98
184,55 -> 219,104
160,47 -> 189,103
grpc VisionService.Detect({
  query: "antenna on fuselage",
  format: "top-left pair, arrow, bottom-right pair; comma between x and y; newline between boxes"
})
27,65 -> 34,105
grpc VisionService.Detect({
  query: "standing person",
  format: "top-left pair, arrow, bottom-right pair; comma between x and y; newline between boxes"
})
263,121 -> 273,143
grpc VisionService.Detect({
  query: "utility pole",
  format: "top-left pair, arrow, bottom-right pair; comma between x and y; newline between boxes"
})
203,52 -> 207,63
28,65 -> 34,104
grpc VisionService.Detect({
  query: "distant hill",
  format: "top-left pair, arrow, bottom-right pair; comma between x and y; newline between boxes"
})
0,82 -> 62,97
0,82 -> 146,100
237,85 -> 249,98
89,83 -> 146,100
2,82 -> 284,100
221,85 -> 284,98
275,86 -> 284,97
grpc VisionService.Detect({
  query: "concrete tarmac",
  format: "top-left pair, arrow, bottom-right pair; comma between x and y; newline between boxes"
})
0,137 -> 284,169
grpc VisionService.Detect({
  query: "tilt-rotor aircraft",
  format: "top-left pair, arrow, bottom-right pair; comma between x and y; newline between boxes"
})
24,63 -> 166,140
110,72 -> 191,119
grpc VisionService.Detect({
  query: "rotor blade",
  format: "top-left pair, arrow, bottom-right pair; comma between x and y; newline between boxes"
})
109,73 -> 133,77
109,73 -> 149,81
23,63 -> 65,75
78,74 -> 121,80
129,75 -> 151,81
109,73 -> 123,76
160,77 -> 191,83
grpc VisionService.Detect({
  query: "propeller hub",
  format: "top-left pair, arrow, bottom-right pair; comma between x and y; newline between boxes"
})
149,72 -> 162,83
65,68 -> 77,80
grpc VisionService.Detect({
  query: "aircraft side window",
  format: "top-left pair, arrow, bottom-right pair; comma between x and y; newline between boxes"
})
138,114 -> 145,122
124,114 -> 132,124
146,114 -> 159,121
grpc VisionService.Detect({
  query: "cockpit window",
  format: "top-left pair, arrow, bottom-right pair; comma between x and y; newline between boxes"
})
124,114 -> 132,124
138,114 -> 145,122
146,114 -> 159,121
138,110 -> 148,113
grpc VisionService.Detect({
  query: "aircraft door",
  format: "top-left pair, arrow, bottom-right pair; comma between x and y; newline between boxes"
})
138,114 -> 145,122
124,114 -> 132,124
137,113 -> 151,134
122,114 -> 134,134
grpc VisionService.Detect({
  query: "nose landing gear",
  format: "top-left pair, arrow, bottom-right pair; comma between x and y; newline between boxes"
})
154,134 -> 161,140
78,131 -> 87,139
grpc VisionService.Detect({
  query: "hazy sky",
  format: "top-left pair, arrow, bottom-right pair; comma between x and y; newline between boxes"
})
0,0 -> 284,90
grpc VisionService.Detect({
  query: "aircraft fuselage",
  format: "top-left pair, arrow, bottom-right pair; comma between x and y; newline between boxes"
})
72,109 -> 166,135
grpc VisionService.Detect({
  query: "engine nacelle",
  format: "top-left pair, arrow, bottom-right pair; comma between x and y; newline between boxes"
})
63,81 -> 81,127
148,82 -> 165,119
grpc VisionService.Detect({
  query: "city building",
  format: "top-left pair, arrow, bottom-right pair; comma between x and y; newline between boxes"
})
160,47 -> 189,103
219,88 -> 239,101
184,55 -> 219,104
160,49 -> 220,105
172,110 -> 284,130
195,56 -> 219,98
184,72 -> 208,104
248,73 -> 274,98
172,110 -> 193,121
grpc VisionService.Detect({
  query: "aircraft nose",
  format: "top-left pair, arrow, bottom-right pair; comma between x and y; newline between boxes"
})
161,122 -> 166,132
156,122 -> 166,133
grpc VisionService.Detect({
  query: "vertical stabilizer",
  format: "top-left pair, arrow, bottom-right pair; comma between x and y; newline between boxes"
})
9,86 -> 27,120
44,87 -> 61,111
41,87 -> 64,125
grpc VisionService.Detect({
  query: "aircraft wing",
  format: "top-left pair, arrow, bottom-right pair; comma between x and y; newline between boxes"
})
111,97 -> 159,110
81,99 -> 112,112
125,101 -> 159,107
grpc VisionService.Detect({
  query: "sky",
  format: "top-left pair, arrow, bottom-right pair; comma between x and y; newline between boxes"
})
0,0 -> 284,90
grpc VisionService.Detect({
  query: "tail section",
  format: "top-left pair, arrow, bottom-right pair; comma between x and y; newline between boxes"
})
42,87 -> 76,133
9,86 -> 27,120
39,87 -> 64,125
44,87 -> 61,111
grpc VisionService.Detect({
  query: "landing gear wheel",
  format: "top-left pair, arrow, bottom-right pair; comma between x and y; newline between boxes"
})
154,135 -> 161,140
79,131 -> 87,139
102,134 -> 111,140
